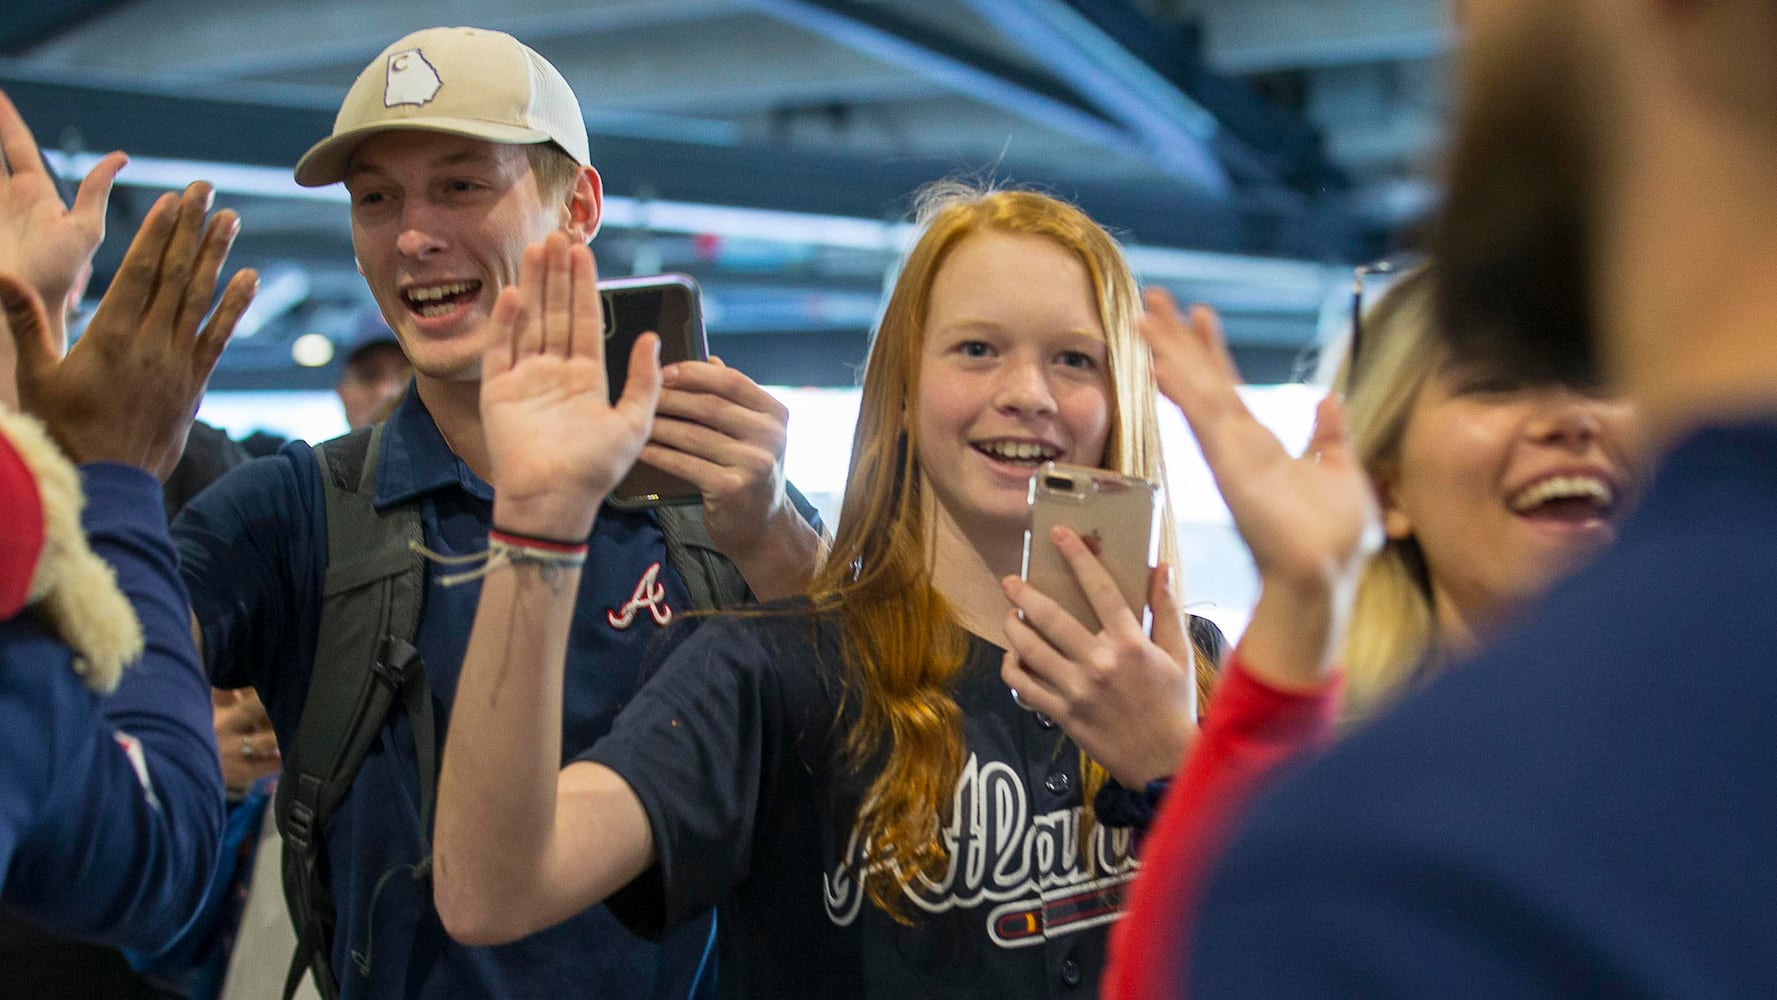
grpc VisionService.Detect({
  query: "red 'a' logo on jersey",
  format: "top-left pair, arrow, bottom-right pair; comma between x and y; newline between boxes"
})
607,562 -> 674,629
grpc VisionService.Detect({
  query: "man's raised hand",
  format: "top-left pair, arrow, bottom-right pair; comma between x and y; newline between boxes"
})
480,232 -> 661,542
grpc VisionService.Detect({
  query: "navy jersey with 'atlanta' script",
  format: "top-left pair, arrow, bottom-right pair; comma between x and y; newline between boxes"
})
588,605 -> 1132,999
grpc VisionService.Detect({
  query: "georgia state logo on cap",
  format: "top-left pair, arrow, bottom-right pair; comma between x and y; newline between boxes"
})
384,48 -> 442,108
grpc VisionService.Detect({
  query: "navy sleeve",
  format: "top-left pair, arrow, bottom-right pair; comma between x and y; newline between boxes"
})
171,444 -> 326,737
1187,824 -> 1591,1000
785,479 -> 824,537
585,615 -> 811,938
1186,692 -> 1611,1000
0,463 -> 225,948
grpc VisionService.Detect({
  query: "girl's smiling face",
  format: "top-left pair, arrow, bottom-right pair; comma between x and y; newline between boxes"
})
915,230 -> 1112,551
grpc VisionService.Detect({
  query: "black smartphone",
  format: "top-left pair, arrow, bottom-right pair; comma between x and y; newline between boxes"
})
599,273 -> 709,508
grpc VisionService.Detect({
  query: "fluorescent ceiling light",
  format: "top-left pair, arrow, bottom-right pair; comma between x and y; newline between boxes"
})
45,150 -> 1344,295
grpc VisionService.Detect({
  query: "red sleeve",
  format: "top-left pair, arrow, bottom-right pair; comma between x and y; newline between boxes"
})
1102,648 -> 1342,999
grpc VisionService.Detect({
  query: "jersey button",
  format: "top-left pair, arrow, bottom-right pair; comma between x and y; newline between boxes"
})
1044,771 -> 1071,795
1059,956 -> 1083,987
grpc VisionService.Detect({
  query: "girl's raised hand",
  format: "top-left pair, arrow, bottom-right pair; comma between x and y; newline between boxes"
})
1139,288 -> 1379,690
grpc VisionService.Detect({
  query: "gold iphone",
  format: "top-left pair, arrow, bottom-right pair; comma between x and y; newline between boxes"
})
1020,462 -> 1163,633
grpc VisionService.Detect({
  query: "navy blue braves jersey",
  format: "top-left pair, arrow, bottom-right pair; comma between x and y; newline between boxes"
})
589,606 -> 1132,998
2,464 -> 223,947
173,390 -> 720,1000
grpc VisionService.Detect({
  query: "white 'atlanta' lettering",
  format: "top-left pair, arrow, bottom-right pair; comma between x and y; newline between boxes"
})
822,754 -> 1136,948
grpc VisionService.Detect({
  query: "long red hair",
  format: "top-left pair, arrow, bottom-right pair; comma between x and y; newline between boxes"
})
808,184 -> 1196,917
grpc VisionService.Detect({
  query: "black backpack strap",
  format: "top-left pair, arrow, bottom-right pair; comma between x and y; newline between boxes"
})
657,481 -> 829,611
655,503 -> 753,611
275,425 -> 426,1000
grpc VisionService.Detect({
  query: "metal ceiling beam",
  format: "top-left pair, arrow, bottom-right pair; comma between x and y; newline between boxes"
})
1,0 -> 133,55
533,16 -> 947,119
0,58 -> 752,149
955,0 -> 1230,185
7,1 -> 754,147
11,0 -> 733,78
957,0 -> 1344,194
0,72 -> 1365,256
1182,0 -> 1450,75
146,1 -> 739,85
728,0 -> 1235,193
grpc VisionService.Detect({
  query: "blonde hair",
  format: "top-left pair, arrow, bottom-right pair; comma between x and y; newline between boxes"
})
523,142 -> 583,207
808,184 -> 1196,917
1326,264 -> 1444,717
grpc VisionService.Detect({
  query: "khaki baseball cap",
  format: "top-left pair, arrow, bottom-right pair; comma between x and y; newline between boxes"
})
294,26 -> 590,187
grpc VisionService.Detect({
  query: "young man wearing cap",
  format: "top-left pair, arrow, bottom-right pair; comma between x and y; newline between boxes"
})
1183,1 -> 1777,995
173,26 -> 822,1000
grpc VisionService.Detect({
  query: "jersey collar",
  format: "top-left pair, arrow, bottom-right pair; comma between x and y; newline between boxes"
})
372,384 -> 495,508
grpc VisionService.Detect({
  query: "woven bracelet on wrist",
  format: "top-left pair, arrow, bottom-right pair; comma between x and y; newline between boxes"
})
409,532 -> 589,590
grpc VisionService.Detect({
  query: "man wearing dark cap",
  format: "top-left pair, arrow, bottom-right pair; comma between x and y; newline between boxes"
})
335,327 -> 409,431
173,25 -> 823,1000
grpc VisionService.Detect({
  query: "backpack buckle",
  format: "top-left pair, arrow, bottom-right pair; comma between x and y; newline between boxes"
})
286,797 -> 318,852
371,635 -> 421,689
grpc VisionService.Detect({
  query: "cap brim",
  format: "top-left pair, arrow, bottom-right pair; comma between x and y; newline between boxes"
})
294,117 -> 554,187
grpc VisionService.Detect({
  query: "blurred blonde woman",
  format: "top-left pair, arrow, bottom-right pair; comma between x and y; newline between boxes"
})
1334,265 -> 1641,716
1102,265 -> 1647,997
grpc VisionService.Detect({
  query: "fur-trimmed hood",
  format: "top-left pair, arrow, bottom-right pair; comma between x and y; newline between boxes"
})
0,406 -> 142,692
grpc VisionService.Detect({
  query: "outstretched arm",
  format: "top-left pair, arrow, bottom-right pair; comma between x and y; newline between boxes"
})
433,232 -> 662,945
0,174 -> 253,945
1099,290 -> 1376,998
1140,290 -> 1378,694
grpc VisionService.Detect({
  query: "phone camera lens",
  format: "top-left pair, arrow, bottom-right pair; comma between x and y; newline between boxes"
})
1043,475 -> 1074,492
